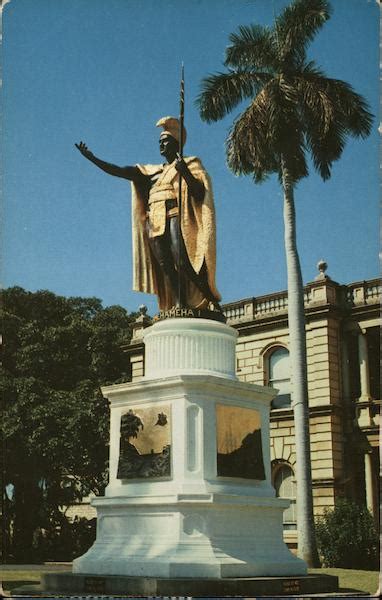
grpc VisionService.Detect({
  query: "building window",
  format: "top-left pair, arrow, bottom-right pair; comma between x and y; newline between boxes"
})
273,463 -> 297,530
268,346 -> 291,408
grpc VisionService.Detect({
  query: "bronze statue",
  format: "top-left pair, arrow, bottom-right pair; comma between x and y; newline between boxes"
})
75,116 -> 221,312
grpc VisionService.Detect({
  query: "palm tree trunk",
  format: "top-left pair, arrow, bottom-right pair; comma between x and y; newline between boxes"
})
281,161 -> 320,567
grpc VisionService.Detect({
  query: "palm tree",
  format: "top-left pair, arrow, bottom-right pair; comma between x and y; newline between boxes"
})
196,0 -> 372,567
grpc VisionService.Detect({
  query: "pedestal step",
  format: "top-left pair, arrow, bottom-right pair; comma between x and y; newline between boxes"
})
72,494 -> 306,579
41,572 -> 339,597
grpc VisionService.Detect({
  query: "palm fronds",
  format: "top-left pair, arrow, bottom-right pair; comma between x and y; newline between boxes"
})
226,89 -> 277,179
324,79 -> 373,138
275,0 -> 331,67
295,68 -> 373,179
196,70 -> 271,122
196,0 -> 373,184
226,79 -> 308,184
225,24 -> 278,71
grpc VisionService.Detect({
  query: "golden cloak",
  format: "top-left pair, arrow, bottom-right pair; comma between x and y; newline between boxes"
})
131,156 -> 221,310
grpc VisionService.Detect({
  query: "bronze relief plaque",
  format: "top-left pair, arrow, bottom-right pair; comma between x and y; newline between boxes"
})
216,404 -> 265,480
117,404 -> 171,479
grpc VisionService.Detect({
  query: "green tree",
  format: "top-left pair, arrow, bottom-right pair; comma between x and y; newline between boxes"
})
1,287 -> 137,561
196,0 -> 372,566
315,499 -> 379,569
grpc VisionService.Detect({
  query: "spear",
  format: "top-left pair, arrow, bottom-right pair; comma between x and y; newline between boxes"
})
177,63 -> 185,307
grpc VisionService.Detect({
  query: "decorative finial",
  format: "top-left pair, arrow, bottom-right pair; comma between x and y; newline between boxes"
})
132,304 -> 151,339
315,259 -> 330,281
139,304 -> 148,316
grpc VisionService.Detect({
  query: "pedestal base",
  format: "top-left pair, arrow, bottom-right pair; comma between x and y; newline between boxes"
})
73,319 -> 307,582
40,572 -> 339,597
73,493 -> 306,578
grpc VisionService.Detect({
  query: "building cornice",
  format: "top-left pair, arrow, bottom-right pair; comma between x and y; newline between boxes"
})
121,340 -> 144,357
270,403 -> 344,423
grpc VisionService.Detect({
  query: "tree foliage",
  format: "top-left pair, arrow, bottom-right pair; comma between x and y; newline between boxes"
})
1,286 -> 137,561
315,499 -> 379,570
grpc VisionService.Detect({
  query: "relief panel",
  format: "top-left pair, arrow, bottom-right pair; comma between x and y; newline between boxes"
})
216,404 -> 265,480
117,404 -> 171,479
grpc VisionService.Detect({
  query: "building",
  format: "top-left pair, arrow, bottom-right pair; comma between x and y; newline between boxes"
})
123,267 -> 380,550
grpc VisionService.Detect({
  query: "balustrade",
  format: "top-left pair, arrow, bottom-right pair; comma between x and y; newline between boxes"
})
223,278 -> 380,323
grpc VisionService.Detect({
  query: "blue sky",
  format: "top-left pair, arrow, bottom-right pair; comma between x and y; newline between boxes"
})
2,0 -> 379,315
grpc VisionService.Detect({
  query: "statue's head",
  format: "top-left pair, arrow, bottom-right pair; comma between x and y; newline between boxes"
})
156,116 -> 186,162
159,133 -> 179,161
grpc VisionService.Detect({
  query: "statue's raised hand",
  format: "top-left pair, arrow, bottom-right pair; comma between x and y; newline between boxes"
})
75,141 -> 93,159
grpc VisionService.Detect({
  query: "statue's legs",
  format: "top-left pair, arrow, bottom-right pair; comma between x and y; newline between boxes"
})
168,216 -> 217,307
148,225 -> 180,304
148,216 -> 218,308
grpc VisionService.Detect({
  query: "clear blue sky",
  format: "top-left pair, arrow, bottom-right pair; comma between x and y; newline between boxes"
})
2,0 -> 379,315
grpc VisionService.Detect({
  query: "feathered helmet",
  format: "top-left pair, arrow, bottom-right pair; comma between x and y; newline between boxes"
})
156,116 -> 187,147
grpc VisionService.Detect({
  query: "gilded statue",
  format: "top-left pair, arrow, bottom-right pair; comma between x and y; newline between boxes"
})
76,116 -> 221,312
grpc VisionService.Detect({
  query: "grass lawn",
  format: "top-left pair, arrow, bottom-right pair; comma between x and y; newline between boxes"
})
1,570 -> 42,593
0,567 -> 380,595
309,568 -> 380,595
0,567 -> 71,594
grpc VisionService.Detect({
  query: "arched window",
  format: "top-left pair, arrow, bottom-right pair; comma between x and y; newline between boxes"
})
268,346 -> 291,408
273,463 -> 297,530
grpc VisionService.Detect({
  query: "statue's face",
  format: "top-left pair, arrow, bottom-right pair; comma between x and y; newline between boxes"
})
159,134 -> 178,161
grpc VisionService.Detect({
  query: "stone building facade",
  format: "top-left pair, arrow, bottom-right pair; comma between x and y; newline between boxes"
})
120,270 -> 380,550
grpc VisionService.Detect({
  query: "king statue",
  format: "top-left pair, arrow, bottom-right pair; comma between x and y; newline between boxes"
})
75,116 -> 221,313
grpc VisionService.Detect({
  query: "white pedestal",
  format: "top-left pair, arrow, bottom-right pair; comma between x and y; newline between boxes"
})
73,318 -> 306,578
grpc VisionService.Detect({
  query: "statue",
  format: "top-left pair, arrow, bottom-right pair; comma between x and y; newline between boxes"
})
75,116 -> 221,313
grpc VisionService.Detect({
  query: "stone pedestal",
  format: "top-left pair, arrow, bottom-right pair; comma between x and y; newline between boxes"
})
73,318 -> 306,578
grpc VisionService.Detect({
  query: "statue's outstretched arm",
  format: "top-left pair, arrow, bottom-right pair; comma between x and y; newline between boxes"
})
75,141 -> 143,181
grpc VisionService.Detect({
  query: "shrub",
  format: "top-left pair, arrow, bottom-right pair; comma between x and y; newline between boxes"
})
21,517 -> 96,562
315,499 -> 379,570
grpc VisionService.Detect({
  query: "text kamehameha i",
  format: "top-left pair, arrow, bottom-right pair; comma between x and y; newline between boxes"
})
155,307 -> 200,321
154,306 -> 226,323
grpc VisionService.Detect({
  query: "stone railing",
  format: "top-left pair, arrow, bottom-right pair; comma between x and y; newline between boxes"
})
222,302 -> 247,321
223,278 -> 381,323
345,278 -> 381,307
366,282 -> 381,301
255,291 -> 289,316
223,298 -> 254,322
223,291 -> 291,323
224,289 -> 313,322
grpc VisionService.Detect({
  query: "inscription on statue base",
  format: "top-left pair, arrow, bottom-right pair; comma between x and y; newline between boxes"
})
84,577 -> 106,594
155,306 -> 225,323
282,579 -> 301,594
